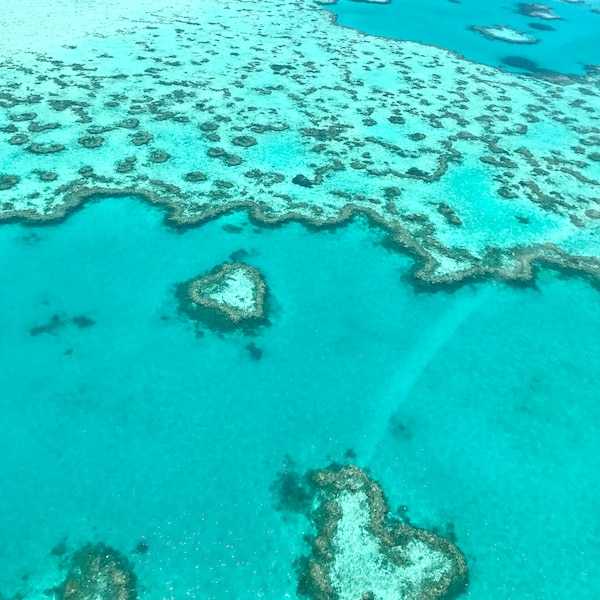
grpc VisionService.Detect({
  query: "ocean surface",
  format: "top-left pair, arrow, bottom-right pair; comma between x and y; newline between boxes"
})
326,0 -> 600,75
1,197 -> 599,598
0,1 -> 599,599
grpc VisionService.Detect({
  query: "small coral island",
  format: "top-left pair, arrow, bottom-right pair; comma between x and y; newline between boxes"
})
297,465 -> 468,600
178,262 -> 268,332
471,25 -> 538,44
53,543 -> 137,600
516,3 -> 562,20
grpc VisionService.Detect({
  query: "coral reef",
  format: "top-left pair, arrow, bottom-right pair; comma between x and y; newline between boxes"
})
53,543 -> 137,600
471,25 -> 538,44
516,3 -> 562,20
0,0 -> 598,290
178,262 -> 268,331
296,465 -> 468,600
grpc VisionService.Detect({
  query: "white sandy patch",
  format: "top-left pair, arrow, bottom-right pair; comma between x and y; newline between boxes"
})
206,268 -> 257,313
330,491 -> 451,600
473,25 -> 538,44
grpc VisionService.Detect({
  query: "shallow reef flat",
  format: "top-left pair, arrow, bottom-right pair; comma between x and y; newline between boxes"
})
6,541 -> 138,600
178,261 -> 268,331
295,465 -> 468,600
0,0 -> 599,287
470,25 -> 539,45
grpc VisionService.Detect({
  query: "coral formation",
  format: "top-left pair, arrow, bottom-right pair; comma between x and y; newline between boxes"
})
471,25 -> 538,44
0,0 -> 598,290
516,3 -> 562,20
53,543 -> 137,600
296,465 -> 468,600
178,262 -> 268,331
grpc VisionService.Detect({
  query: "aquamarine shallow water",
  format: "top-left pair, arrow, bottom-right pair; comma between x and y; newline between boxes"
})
326,0 -> 600,75
1,197 -> 599,598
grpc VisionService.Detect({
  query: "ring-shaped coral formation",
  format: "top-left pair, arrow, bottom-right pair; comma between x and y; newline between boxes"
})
297,465 -> 468,600
178,262 -> 268,332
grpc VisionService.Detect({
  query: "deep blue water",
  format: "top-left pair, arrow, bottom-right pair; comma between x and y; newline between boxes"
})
1,197 -> 599,597
324,0 -> 600,75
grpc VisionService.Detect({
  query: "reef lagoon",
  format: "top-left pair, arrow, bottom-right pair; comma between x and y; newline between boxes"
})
325,0 -> 600,76
0,1 -> 599,599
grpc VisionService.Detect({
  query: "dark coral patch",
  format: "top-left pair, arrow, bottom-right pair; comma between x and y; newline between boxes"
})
131,131 -> 153,146
185,171 -> 207,182
132,538 -> 149,555
116,157 -> 137,173
10,112 -> 37,122
117,118 -> 140,129
30,313 -> 67,336
9,134 -> 29,145
245,342 -> 263,360
0,175 -> 19,190
28,121 -> 60,132
78,135 -> 104,148
388,115 -> 406,125
270,456 -> 313,513
149,150 -> 170,163
232,135 -> 257,147
72,315 -> 96,328
292,174 -> 313,188
26,143 -> 66,154
200,121 -> 219,132
53,543 -> 137,600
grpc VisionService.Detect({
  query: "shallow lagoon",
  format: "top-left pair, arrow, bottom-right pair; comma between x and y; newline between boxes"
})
0,197 -> 599,598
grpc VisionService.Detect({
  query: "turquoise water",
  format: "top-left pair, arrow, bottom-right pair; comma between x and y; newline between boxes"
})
1,197 -> 599,597
1,0 -> 600,598
325,0 -> 600,75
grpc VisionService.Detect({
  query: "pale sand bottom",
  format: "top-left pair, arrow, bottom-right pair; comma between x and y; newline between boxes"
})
206,268 -> 258,313
331,491 -> 451,600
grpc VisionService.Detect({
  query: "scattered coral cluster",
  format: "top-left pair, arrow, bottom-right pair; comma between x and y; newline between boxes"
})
0,0 -> 598,287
